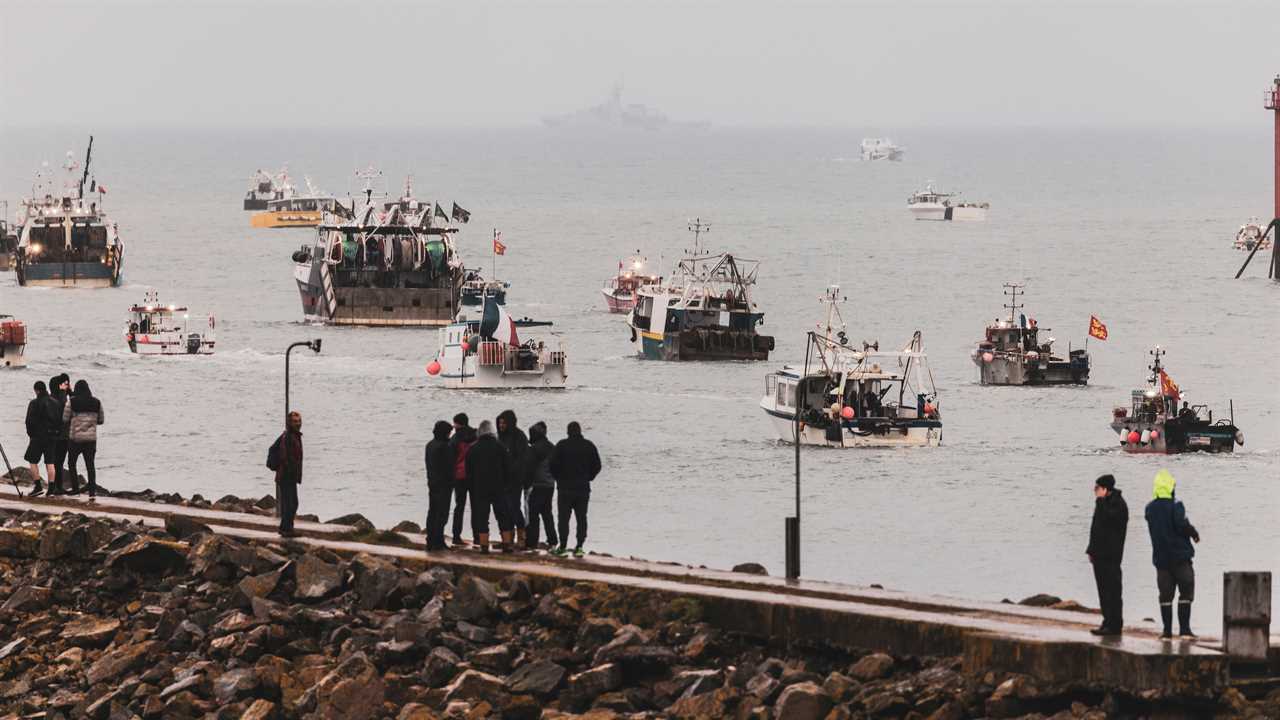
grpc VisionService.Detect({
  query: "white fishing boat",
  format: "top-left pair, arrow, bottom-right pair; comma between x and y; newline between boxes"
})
124,291 -> 215,356
426,296 -> 567,389
908,184 -> 988,221
760,286 -> 941,448
860,138 -> 904,161
1232,218 -> 1271,251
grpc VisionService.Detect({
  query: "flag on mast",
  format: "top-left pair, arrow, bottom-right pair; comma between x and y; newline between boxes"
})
1088,315 -> 1108,341
451,202 -> 471,223
1159,370 -> 1180,402
493,231 -> 506,256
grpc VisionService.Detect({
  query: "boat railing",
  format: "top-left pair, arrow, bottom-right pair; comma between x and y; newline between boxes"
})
477,341 -> 506,367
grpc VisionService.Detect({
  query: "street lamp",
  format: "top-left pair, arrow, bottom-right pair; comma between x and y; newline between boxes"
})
787,332 -> 815,580
285,339 -> 322,426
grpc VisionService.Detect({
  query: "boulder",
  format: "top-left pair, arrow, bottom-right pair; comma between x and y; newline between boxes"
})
294,553 -> 345,601
865,691 -> 909,717
106,537 -> 188,575
312,652 -> 385,720
213,668 -> 261,705
423,646 -> 462,687
238,566 -> 287,603
350,553 -> 404,611
163,514 -> 212,540
445,575 -> 499,621
2,585 -> 51,612
506,660 -> 566,696
242,699 -> 277,720
86,641 -> 158,685
773,682 -> 833,720
0,527 -> 38,558
159,673 -> 209,700
563,664 -> 622,711
667,687 -> 743,719
255,495 -> 278,510
470,644 -> 514,674
325,513 -> 376,532
850,653 -> 894,681
821,671 -> 859,703
731,562 -> 769,575
674,669 -> 723,699
442,669 -> 507,705
0,637 -> 26,661
590,626 -> 649,665
594,645 -> 676,680
745,673 -> 781,703
454,620 -> 496,644
391,520 -> 421,534
61,616 -> 122,648
1018,593 -> 1062,607
37,521 -> 93,560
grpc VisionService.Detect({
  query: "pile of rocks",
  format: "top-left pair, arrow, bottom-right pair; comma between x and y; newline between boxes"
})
0,511 -> 1274,720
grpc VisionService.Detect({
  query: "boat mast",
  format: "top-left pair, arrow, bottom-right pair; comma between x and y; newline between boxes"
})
78,136 -> 93,200
1002,282 -> 1023,325
687,217 -> 711,255
1147,346 -> 1165,385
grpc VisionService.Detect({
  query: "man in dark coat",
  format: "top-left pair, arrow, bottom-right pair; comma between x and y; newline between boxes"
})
465,420 -> 513,553
496,409 -> 529,547
424,420 -> 455,551
273,411 -> 304,537
45,374 -> 70,495
524,421 -> 558,550
1144,469 -> 1200,638
1085,474 -> 1128,636
549,421 -> 601,558
24,381 -> 52,496
449,413 -> 477,545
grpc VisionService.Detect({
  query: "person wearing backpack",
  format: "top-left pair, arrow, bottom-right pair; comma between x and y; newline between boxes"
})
62,380 -> 105,498
268,411 -> 304,537
448,413 -> 477,546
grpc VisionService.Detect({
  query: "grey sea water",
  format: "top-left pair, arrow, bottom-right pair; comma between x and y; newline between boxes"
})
1,125 -> 1276,628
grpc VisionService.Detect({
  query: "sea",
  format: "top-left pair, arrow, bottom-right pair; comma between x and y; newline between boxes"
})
1,124 -> 1276,628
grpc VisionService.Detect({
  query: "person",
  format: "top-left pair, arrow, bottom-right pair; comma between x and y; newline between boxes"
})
449,413 -> 477,546
1085,474 -> 1128,636
23,381 -> 52,496
549,421 -> 601,558
524,421 -> 558,550
1144,469 -> 1200,638
46,374 -> 71,495
272,411 -> 304,537
1178,401 -> 1196,420
63,380 -> 105,498
496,410 -> 529,547
424,420 -> 454,551
465,420 -> 513,553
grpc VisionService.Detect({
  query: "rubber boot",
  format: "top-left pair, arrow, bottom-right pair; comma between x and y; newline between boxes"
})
501,531 -> 515,554
1159,604 -> 1173,638
1177,602 -> 1196,637
478,533 -> 490,554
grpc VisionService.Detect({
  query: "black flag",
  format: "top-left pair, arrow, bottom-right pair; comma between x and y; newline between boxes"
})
451,203 -> 471,224
434,203 -> 449,220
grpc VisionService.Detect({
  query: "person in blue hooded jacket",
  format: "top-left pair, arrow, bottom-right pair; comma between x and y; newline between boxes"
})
1144,469 -> 1201,638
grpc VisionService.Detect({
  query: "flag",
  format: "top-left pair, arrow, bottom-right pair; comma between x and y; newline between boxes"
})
493,232 -> 506,256
1088,315 -> 1108,341
451,203 -> 470,223
97,184 -> 107,194
480,296 -> 519,346
434,203 -> 448,220
1159,370 -> 1180,402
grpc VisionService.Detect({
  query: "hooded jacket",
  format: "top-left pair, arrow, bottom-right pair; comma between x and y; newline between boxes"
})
1144,469 -> 1199,569
43,387 -> 68,441
1086,488 -> 1128,563
25,391 -> 49,440
549,426 -> 601,494
449,425 -> 477,484
466,426 -> 511,494
526,422 -> 555,490
425,421 -> 455,489
496,410 -> 529,489
62,382 -> 104,444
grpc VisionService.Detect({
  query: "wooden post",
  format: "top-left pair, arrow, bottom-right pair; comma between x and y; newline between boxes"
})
1223,572 -> 1271,663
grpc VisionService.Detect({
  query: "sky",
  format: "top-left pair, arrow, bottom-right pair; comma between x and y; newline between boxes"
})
2,0 -> 1278,128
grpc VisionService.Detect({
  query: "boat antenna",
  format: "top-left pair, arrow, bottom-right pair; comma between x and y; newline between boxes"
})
1148,345 -> 1165,383
1002,282 -> 1023,324
687,217 -> 711,255
78,136 -> 93,199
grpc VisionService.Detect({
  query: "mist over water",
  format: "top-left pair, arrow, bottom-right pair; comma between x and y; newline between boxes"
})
0,124 -> 1276,628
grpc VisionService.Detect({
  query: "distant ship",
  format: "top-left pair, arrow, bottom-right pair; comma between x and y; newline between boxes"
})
542,85 -> 707,131
908,184 -> 988,222
861,138 -> 904,161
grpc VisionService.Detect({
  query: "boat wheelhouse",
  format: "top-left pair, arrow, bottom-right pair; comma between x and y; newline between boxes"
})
123,291 -> 215,356
601,254 -> 658,313
292,175 -> 463,326
972,283 -> 1090,385
626,252 -> 773,361
243,167 -> 294,210
760,286 -> 941,448
426,297 -> 567,389
908,183 -> 988,221
461,271 -> 509,307
15,137 -> 123,288
0,315 -> 27,368
1109,347 -> 1243,454
0,205 -> 17,271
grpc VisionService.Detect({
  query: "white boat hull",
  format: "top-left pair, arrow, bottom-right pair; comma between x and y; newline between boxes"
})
910,205 -> 948,221
1,343 -> 25,368
127,333 -> 215,355
440,362 -> 567,389
762,405 -> 940,448
430,325 -> 567,390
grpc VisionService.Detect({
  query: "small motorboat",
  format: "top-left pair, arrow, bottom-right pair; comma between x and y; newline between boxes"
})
601,253 -> 658,313
426,297 -> 566,389
124,291 -> 215,355
908,183 -> 988,221
1110,347 -> 1243,454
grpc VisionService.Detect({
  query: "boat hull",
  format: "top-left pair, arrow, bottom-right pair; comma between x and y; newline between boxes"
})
602,289 -> 636,313
1,343 -> 25,368
630,326 -> 772,361
243,198 -> 269,211
18,261 -> 120,288
763,405 -> 941,448
975,357 -> 1089,385
439,365 -> 568,389
296,264 -> 459,326
127,337 -> 215,355
251,210 -> 322,228
1110,420 -> 1240,454
911,205 -> 987,222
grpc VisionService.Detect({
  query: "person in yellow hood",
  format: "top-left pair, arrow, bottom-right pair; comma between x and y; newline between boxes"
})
1143,469 -> 1201,638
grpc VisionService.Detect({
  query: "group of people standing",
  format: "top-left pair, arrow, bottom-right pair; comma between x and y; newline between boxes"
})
425,410 -> 601,557
1086,469 -> 1201,639
22,375 -> 105,498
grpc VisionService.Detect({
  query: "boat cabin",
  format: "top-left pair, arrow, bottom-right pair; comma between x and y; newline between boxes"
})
267,197 -> 339,213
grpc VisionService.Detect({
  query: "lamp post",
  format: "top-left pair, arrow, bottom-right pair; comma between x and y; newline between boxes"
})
285,339 -> 322,427
786,332 -> 814,580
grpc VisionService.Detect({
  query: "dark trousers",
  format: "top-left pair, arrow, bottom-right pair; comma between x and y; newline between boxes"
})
51,439 -> 68,490
67,441 -> 97,495
1091,560 -> 1123,630
277,481 -> 299,533
451,481 -> 469,541
470,486 -> 516,537
425,482 -> 452,549
1157,561 -> 1195,603
557,489 -> 589,549
505,487 -> 526,529
526,486 -> 557,548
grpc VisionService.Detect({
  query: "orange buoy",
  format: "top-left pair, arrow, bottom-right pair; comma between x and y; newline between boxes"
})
1126,431 -> 1140,444
982,352 -> 994,363
840,406 -> 855,420
426,360 -> 442,375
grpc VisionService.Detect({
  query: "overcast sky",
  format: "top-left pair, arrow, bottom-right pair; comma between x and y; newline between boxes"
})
2,0 -> 1277,128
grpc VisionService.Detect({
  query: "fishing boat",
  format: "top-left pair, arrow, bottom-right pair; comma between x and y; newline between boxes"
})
243,167 -> 294,210
861,138 -> 904,161
1232,218 -> 1271,251
124,291 -> 215,356
0,315 -> 27,368
760,286 -> 941,447
0,203 -> 17,271
292,170 -> 463,326
908,184 -> 988,221
626,251 -> 773,361
601,253 -> 658,313
1110,347 -> 1243,454
971,283 -> 1090,385
15,137 -> 124,287
426,296 -> 567,389
250,177 -> 339,228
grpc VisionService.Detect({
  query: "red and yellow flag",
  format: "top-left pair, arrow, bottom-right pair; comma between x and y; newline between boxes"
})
493,232 -> 506,256
1088,315 -> 1108,341
1159,370 -> 1180,402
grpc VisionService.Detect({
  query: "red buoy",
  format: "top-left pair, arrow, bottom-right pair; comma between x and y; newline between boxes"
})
426,360 -> 442,376
1126,431 -> 1140,444
840,406 -> 855,420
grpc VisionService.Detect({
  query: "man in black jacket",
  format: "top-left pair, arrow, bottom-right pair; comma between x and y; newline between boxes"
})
496,410 -> 529,548
273,412 -> 304,537
549,421 -> 601,558
465,420 -> 513,553
449,414 -> 477,546
424,420 -> 454,551
23,381 -> 52,496
45,374 -> 70,495
1086,474 -> 1128,636
524,421 -> 558,550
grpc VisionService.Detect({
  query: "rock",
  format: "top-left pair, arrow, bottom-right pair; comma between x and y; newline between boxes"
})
159,672 -> 209,700
62,616 -> 122,648
37,521 -> 93,559
107,537 -> 187,575
506,660 -> 566,696
674,669 -> 723,699
746,672 -> 781,702
326,513 -> 375,532
2,585 -> 51,612
351,553 -> 404,611
563,664 -> 623,711
86,641 -> 158,685
499,573 -> 533,601
423,646 -> 463,687
255,494 -> 278,510
533,592 -> 578,628
454,620 -> 496,644
821,671 -> 858,703
312,652 -> 385,720
242,699 -> 277,720
590,625 -> 648,665
850,653 -> 894,681
445,575 -> 499,621
214,668 -> 261,704
0,527 -> 38,557
731,562 -> 769,575
1018,593 -> 1062,607
864,692 -> 909,717
985,675 -> 1036,718
391,520 -> 421,533
576,617 -> 622,651
773,682 -> 833,720
238,566 -> 286,602
594,644 -> 676,679
443,669 -> 507,704
164,514 -> 212,540
470,644 -> 514,674
396,704 -> 436,720
0,637 -> 26,661
294,552 -> 345,601
667,686 -> 743,719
